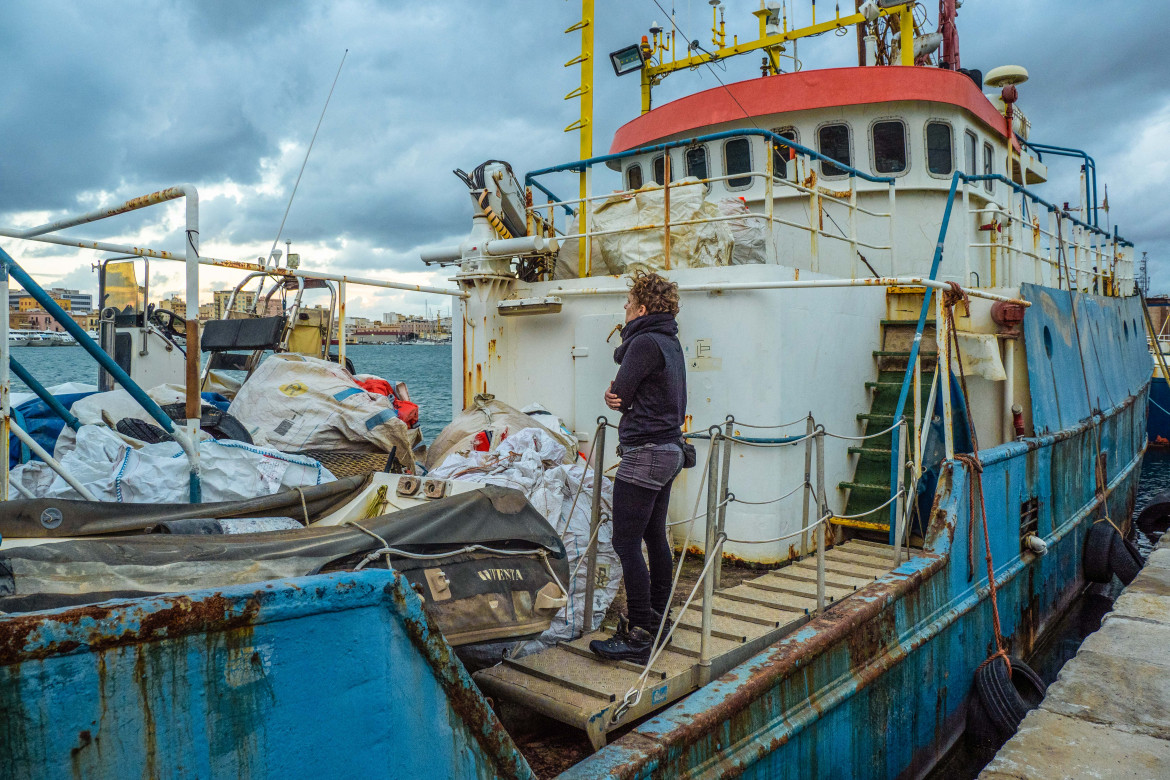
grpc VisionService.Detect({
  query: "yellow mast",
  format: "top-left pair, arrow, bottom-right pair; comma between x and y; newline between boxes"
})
565,0 -> 594,277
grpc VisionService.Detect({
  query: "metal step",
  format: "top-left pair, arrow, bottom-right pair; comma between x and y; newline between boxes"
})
848,446 -> 892,456
472,541 -> 899,751
880,318 -> 936,327
831,515 -> 891,532
839,481 -> 890,494
787,561 -> 879,587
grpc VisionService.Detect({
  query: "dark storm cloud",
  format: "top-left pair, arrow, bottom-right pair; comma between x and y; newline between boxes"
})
1,1 -> 1168,288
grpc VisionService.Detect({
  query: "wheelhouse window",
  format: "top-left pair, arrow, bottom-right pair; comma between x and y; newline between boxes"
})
983,142 -> 994,192
963,131 -> 977,175
871,120 -> 908,174
724,137 -> 753,189
626,163 -> 644,191
652,154 -> 673,185
818,123 -> 852,177
685,145 -> 709,181
926,122 -> 953,175
771,128 -> 798,179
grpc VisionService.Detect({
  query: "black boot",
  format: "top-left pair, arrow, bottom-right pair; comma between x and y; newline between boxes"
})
651,609 -> 674,648
590,615 -> 653,664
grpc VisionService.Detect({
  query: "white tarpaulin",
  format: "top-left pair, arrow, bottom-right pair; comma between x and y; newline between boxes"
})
228,353 -> 416,469
11,424 -> 334,503
555,178 -> 733,278
428,427 -> 620,656
951,331 -> 1007,381
718,197 -> 768,265
425,394 -> 577,471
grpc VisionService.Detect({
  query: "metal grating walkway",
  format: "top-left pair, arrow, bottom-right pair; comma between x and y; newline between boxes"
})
474,540 -> 917,750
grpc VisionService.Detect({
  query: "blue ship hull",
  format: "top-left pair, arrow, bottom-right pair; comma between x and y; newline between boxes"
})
0,571 -> 533,779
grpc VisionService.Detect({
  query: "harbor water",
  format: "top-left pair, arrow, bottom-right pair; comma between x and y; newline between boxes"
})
8,343 -> 455,442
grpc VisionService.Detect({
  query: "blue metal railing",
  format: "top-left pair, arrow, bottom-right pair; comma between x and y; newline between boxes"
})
885,169 -> 1134,542
965,172 -> 1130,247
524,128 -> 896,210
0,245 -> 202,502
1018,139 -> 1098,228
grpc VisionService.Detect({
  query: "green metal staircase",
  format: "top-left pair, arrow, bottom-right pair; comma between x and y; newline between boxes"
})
837,288 -> 936,535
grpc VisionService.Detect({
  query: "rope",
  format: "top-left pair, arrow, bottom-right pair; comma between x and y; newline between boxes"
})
569,512 -> 611,584
352,543 -> 552,570
610,532 -> 727,727
725,513 -> 832,545
821,419 -> 905,441
834,489 -> 905,520
721,430 -> 818,447
729,480 -> 808,505
1150,396 -> 1170,416
723,414 -> 811,430
944,285 -> 1011,675
561,421 -> 604,536
1092,514 -> 1126,537
665,496 -> 730,526
295,486 -> 310,526
344,521 -> 394,571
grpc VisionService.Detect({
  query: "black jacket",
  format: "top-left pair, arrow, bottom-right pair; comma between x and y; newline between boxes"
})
612,312 -> 687,447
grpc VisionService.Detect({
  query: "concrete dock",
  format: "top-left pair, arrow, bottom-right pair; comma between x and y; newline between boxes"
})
980,535 -> 1170,779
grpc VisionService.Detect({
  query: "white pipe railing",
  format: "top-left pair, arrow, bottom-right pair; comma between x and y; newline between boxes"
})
552,276 -> 1031,306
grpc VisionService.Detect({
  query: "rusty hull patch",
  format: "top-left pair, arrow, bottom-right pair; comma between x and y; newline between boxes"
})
0,592 -> 261,667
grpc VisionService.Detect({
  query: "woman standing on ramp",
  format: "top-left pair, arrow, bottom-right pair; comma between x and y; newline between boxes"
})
591,270 -> 689,664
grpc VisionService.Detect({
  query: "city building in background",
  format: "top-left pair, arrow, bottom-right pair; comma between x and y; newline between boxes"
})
211,289 -> 256,320
9,287 -> 94,315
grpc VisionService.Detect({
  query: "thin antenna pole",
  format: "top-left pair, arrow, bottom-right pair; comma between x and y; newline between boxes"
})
266,49 -> 349,268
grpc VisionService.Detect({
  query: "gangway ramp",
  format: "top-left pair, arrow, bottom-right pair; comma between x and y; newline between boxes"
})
474,540 -> 916,750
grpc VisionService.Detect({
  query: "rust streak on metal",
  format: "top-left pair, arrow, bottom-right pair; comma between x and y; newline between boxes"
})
0,593 -> 261,666
606,547 -> 947,775
385,580 -> 531,780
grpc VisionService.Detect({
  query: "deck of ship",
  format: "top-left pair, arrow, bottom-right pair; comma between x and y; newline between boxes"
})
980,534 -> 1170,778
475,539 -> 917,750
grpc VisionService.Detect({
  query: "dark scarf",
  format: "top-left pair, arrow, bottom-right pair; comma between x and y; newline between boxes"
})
614,312 -> 679,363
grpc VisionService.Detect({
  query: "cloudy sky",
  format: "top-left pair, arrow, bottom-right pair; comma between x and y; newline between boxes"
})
2,0 -> 1168,318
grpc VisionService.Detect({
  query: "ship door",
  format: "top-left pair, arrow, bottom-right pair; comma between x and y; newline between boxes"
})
573,313 -> 624,446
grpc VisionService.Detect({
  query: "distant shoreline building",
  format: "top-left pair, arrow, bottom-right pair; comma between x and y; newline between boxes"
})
10,287 -> 93,315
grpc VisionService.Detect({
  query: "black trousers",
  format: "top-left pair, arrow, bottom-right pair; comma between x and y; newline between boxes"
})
611,476 -> 675,632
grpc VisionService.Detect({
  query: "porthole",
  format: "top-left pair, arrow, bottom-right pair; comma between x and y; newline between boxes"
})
871,120 -> 908,174
817,123 -> 852,178
626,164 -> 644,191
1043,325 -> 1053,358
723,137 -> 753,189
1124,320 -> 1129,339
925,121 -> 954,176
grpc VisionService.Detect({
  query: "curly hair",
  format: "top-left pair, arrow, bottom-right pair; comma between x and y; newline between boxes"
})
628,269 -> 680,315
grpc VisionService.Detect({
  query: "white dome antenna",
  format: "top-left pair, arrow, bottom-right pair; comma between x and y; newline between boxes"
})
984,65 -> 1029,88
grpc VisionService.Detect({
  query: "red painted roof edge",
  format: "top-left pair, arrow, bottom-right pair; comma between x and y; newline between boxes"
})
610,66 -> 1009,153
